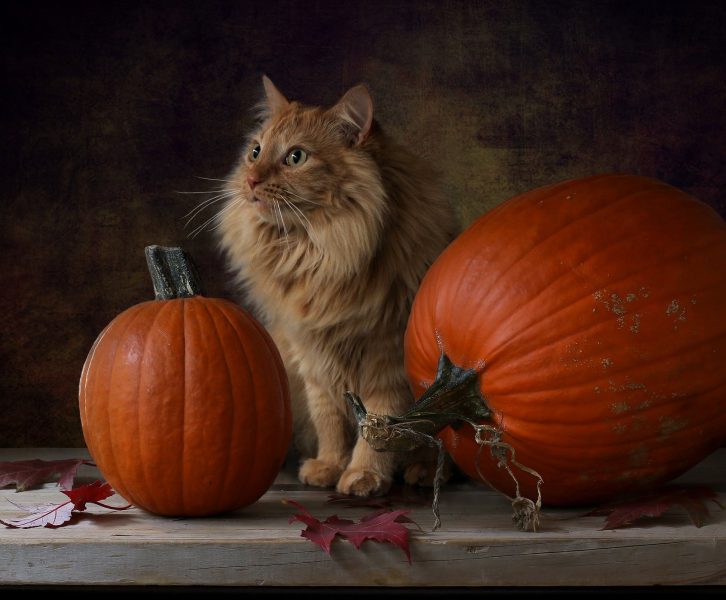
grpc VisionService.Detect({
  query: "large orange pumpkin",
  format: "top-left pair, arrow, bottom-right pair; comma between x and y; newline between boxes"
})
404,174 -> 726,506
79,246 -> 291,516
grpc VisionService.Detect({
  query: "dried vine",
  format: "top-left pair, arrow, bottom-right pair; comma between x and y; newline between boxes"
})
345,352 -> 543,532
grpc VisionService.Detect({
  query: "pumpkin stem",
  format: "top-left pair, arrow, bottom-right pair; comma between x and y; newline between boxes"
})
412,352 -> 492,426
345,353 -> 491,452
144,245 -> 205,300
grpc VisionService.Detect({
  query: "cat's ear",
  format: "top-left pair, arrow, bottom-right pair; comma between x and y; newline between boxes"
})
262,75 -> 290,115
332,84 -> 373,145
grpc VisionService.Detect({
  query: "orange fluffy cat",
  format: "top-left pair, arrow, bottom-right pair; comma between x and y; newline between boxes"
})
217,76 -> 458,496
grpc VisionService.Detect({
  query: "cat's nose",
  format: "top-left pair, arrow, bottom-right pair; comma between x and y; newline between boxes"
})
246,175 -> 260,190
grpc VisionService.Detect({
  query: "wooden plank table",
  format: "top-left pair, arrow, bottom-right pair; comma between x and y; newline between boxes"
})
0,447 -> 724,588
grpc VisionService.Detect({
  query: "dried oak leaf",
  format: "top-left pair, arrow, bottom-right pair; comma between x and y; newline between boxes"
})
586,484 -> 724,530
284,498 -> 417,562
1,480 -> 132,529
0,458 -> 95,491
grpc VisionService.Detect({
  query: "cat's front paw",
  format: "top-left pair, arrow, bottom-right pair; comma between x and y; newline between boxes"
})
336,467 -> 392,497
403,462 -> 432,486
403,460 -> 451,487
299,458 -> 344,488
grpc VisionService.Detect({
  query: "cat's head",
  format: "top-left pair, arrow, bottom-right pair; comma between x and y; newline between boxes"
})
229,76 -> 386,232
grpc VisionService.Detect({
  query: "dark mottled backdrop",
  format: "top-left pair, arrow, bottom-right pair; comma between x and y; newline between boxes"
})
1,0 -> 725,447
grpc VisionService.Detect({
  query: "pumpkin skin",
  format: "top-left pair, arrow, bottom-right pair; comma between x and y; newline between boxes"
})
79,252 -> 291,516
404,174 -> 726,506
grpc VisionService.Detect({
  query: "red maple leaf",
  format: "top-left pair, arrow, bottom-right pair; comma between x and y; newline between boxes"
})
1,480 -> 132,529
0,458 -> 95,491
284,499 -> 417,562
586,484 -> 724,530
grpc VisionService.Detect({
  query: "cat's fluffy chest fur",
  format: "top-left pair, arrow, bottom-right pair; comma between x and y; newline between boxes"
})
217,77 -> 457,496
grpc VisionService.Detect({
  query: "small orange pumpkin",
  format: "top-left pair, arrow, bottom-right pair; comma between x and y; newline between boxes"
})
79,246 -> 291,516
404,174 -> 726,505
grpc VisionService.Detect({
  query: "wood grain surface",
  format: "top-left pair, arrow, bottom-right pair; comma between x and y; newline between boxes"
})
1,448 -> 724,587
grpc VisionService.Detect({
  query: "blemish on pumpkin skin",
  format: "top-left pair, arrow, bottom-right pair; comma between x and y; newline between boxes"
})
563,341 -> 595,369
610,401 -> 629,415
607,379 -> 647,395
609,293 -> 627,328
666,299 -> 687,328
593,289 -> 642,331
659,416 -> 689,436
601,357 -> 614,370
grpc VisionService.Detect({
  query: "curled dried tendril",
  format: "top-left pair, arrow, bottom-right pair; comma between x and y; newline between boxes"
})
472,423 -> 543,532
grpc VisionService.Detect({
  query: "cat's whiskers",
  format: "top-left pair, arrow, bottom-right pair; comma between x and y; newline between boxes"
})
177,188 -> 230,194
269,197 -> 281,233
272,200 -> 281,235
181,189 -> 241,228
269,197 -> 292,248
194,175 -> 239,184
187,195 -> 243,239
279,196 -> 320,247
282,188 -> 324,207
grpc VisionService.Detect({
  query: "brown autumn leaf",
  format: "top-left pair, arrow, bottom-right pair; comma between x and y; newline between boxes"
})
0,458 -> 95,491
586,484 -> 724,530
1,480 -> 132,529
284,498 -> 417,562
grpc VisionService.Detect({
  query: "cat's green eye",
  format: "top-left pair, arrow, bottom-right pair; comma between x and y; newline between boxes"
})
249,143 -> 261,162
285,148 -> 308,167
